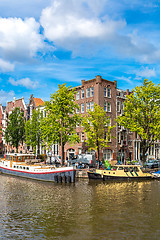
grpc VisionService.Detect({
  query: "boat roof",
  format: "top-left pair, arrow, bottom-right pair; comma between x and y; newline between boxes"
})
5,153 -> 35,156
115,164 -> 141,167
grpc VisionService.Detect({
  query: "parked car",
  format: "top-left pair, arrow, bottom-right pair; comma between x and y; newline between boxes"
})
68,154 -> 96,168
145,160 -> 159,169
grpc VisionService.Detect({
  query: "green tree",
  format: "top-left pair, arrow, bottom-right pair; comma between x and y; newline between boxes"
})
40,84 -> 81,165
5,107 -> 25,152
116,79 -> 160,163
82,103 -> 113,162
25,109 -> 42,155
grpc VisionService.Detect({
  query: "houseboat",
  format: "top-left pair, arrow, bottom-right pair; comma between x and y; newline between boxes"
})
0,154 -> 75,183
88,164 -> 152,180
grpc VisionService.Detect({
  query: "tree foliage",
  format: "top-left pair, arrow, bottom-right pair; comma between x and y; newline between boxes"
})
82,103 -> 113,161
25,109 -> 42,154
116,79 -> 160,162
40,83 -> 81,165
5,107 -> 25,152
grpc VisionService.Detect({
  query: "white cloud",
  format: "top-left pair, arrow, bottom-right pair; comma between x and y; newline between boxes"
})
0,17 -> 43,62
135,67 -> 156,78
39,0 -> 160,64
116,76 -> 132,84
0,58 -> 14,72
40,0 -> 125,56
0,89 -> 15,105
9,77 -> 38,89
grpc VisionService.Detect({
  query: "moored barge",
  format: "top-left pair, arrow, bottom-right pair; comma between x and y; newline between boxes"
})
0,154 -> 75,183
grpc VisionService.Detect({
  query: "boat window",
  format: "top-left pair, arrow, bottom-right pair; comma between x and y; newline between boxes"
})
23,167 -> 25,169
13,166 -> 16,168
118,167 -> 123,170
134,167 -> 139,172
124,167 -> 129,172
26,167 -> 29,170
6,156 -> 11,160
17,166 -> 19,168
20,166 -> 22,169
13,156 -> 16,161
18,156 -> 22,161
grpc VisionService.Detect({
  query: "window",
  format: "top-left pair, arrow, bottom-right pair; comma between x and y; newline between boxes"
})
86,88 -> 90,98
103,149 -> 112,160
76,91 -> 80,100
104,102 -> 107,112
117,101 -> 120,112
81,103 -> 84,113
86,102 -> 90,112
108,88 -> 111,98
90,102 -> 94,111
81,132 -> 85,142
81,89 -> 84,99
108,102 -> 111,112
90,87 -> 94,97
121,102 -> 124,110
104,87 -> 107,97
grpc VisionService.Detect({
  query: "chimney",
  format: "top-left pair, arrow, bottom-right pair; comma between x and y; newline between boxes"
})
81,80 -> 85,86
114,81 -> 117,88
96,75 -> 102,83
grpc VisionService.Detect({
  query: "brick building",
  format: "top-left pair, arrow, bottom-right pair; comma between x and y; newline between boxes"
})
64,75 -> 131,162
5,97 -> 27,153
0,105 -> 6,154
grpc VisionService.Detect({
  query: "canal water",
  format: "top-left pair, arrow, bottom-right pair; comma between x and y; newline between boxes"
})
0,175 -> 159,240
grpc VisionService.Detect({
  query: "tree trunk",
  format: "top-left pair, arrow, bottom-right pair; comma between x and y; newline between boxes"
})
61,121 -> 64,165
141,140 -> 148,164
61,143 -> 65,166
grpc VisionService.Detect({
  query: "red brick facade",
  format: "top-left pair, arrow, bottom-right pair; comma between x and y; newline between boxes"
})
63,75 -> 131,162
5,97 -> 27,153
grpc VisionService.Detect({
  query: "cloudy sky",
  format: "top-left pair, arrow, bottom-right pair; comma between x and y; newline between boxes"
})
0,0 -> 160,104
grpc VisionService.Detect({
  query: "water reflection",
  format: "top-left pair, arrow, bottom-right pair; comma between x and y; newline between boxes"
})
0,175 -> 159,240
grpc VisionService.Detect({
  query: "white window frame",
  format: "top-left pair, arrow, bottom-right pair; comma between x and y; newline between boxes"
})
108,102 -> 111,112
81,132 -> 85,142
86,88 -> 90,98
81,103 -> 84,113
104,102 -> 107,112
104,87 -> 107,97
90,101 -> 94,111
81,89 -> 84,99
90,87 -> 94,97
86,102 -> 90,112
108,88 -> 111,98
117,101 -> 120,112
76,91 -> 80,100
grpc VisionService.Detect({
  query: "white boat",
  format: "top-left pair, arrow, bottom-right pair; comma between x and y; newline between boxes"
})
152,170 -> 160,178
0,154 -> 75,183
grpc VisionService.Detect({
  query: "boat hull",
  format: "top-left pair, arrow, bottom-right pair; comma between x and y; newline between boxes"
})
0,166 -> 75,183
87,171 -> 102,180
103,174 -> 152,181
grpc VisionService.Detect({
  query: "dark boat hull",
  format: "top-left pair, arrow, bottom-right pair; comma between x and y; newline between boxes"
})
103,175 -> 152,181
87,171 -> 102,180
0,167 -> 75,183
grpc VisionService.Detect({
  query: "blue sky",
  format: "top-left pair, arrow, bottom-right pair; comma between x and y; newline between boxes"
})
0,0 -> 160,105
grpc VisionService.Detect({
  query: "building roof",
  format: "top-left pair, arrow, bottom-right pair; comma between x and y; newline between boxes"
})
34,98 -> 44,107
